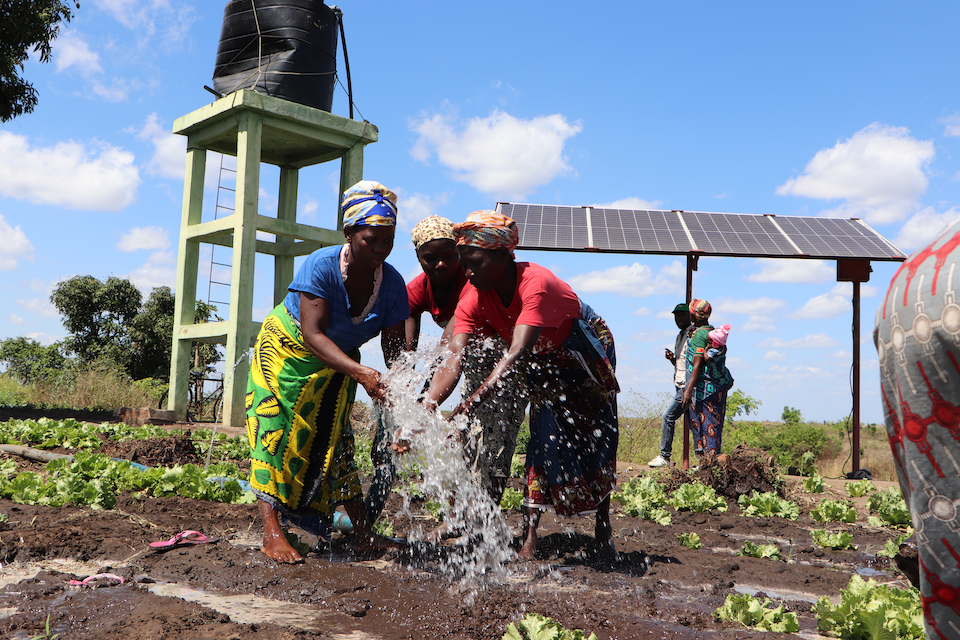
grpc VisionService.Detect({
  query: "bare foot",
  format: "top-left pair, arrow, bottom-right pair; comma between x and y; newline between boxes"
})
518,539 -> 537,561
261,531 -> 304,564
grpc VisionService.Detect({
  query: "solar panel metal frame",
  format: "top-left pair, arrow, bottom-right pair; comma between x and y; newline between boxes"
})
497,202 -> 906,262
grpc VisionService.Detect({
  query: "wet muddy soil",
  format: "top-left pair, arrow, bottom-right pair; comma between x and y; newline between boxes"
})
0,434 -> 910,639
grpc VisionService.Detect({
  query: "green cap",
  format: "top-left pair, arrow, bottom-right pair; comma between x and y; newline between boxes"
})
672,303 -> 689,313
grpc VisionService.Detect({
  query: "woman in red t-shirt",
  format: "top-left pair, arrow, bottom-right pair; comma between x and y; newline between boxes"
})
424,211 -> 619,561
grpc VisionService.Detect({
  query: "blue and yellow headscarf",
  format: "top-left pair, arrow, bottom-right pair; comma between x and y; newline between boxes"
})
341,181 -> 398,228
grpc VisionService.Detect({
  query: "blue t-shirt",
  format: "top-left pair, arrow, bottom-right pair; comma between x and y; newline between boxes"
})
284,245 -> 409,353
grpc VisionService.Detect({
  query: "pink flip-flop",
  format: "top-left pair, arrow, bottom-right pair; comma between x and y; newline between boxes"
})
149,530 -> 215,549
68,573 -> 125,587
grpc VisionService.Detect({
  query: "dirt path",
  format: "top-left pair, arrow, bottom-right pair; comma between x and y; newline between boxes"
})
0,446 -> 909,639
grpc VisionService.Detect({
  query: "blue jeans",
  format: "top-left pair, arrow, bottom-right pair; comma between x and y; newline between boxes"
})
660,385 -> 685,460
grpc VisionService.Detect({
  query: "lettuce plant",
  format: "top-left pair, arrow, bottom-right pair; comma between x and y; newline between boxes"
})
737,491 -> 799,520
503,614 -> 597,640
668,483 -> 727,513
868,487 -> 912,528
811,529 -> 856,550
813,575 -> 923,639
811,499 -> 857,523
676,532 -> 702,549
613,476 -> 672,524
738,540 -> 783,560
714,593 -> 799,633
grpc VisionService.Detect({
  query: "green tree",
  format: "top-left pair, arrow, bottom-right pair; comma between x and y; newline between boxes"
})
1,0 -> 79,122
727,389 -> 761,419
782,406 -> 802,425
51,275 -> 142,370
127,286 -> 176,380
0,336 -> 66,384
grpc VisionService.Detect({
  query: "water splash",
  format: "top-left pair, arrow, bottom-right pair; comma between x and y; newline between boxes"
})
383,342 -> 515,588
204,350 -> 252,471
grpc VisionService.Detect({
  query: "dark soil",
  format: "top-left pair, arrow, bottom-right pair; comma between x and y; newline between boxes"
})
0,426 -> 912,640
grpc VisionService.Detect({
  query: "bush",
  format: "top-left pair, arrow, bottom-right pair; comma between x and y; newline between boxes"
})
724,420 -> 833,471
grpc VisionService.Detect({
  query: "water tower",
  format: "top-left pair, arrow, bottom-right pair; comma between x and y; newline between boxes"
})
167,0 -> 375,427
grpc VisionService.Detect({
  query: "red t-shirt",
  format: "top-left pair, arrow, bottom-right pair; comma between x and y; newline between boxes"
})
406,269 -> 468,328
454,262 -> 580,353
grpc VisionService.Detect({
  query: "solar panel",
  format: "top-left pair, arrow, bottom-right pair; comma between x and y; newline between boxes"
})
497,202 -> 906,261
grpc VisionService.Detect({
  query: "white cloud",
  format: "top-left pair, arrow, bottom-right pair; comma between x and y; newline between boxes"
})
776,123 -> 934,225
94,0 -> 194,42
763,351 -> 787,361
410,109 -> 582,198
757,333 -> 841,349
16,297 -> 58,318
567,260 -> 684,297
746,258 -> 834,284
134,113 -> 185,178
762,365 -> 829,382
893,206 -> 960,251
55,31 -> 102,76
127,250 -> 176,291
300,199 -> 318,224
117,226 -> 170,252
91,79 -> 130,102
394,190 -> 453,233
591,197 -> 664,211
23,332 -> 60,346
793,283 -> 853,319
943,114 -> 960,137
10,314 -> 23,325
831,349 -> 852,360
0,132 -> 139,211
632,307 -> 651,316
0,215 -> 34,270
629,328 -> 676,343
713,296 -> 787,334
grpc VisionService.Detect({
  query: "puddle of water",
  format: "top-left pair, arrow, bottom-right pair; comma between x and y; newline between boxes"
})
734,583 -> 836,605
856,566 -> 889,578
147,581 -> 334,632
0,559 -> 112,590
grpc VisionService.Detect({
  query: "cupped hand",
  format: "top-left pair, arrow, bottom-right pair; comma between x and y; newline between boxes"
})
356,367 -> 388,404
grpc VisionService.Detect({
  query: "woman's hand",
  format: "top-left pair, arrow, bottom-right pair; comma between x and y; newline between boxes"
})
356,367 -> 388,404
681,386 -> 693,408
449,391 -> 482,420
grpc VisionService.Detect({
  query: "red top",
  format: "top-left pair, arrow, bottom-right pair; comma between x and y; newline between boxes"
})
406,269 -> 468,328
454,262 -> 580,353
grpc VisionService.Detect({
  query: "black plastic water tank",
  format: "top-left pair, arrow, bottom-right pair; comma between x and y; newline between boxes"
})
212,0 -> 338,112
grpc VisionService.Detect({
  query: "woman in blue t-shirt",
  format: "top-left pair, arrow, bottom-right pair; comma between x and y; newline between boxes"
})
246,181 -> 409,563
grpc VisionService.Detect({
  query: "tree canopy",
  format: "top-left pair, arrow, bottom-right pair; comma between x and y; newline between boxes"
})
0,336 -> 66,384
1,0 -> 79,122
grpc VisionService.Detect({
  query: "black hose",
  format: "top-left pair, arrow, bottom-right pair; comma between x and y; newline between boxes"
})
331,5 -> 354,120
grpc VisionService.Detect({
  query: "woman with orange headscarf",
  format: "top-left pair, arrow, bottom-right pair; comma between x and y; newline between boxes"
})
423,211 -> 619,560
681,299 -> 734,458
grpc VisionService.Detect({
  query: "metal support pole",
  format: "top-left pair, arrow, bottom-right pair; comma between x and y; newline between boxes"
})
852,281 -> 861,473
683,254 -> 697,470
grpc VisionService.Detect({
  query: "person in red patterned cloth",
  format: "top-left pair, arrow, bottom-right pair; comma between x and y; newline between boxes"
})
875,220 -> 960,639
423,210 -> 620,561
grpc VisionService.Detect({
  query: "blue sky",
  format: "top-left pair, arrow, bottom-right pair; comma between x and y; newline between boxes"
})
3,1 -> 960,424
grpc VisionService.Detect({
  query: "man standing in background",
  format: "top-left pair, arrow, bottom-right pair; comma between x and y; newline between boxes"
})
649,303 -> 691,468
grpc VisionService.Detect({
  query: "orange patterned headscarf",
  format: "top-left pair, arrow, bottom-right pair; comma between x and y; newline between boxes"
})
453,210 -> 519,256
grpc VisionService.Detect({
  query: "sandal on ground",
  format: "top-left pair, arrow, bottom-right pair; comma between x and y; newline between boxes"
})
149,530 -> 216,549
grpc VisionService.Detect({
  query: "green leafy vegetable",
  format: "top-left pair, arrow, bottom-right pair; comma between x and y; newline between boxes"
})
877,534 -> 910,559
811,499 -> 858,523
846,478 -> 877,497
503,614 -> 597,640
613,476 -> 672,524
676,532 -> 702,549
868,487 -> 912,528
803,474 -> 825,493
813,575 -> 923,639
668,483 -> 727,513
811,529 -> 856,550
738,540 -> 783,560
713,593 -> 799,632
500,487 -> 523,512
737,491 -> 799,520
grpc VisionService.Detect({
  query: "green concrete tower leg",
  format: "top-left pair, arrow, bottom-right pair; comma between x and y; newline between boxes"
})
337,145 -> 364,229
222,110 -> 262,428
169,146 -> 206,419
274,167 -> 298,307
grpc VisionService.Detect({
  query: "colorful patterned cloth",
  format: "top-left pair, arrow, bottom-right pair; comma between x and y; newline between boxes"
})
875,220 -> 960,639
525,304 -> 619,516
453,210 -> 519,255
689,298 -> 712,321
341,180 -> 397,228
247,304 -> 362,520
688,389 -> 728,456
411,215 -> 455,249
